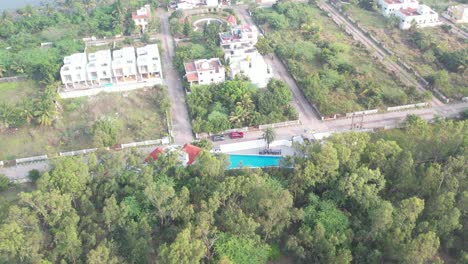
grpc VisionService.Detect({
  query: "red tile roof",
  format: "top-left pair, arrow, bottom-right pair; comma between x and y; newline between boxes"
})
146,147 -> 164,162
184,62 -> 196,73
399,7 -> 418,16
186,72 -> 199,82
182,144 -> 202,165
226,15 -> 237,26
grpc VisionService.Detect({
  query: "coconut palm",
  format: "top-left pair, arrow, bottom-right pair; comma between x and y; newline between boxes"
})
263,127 -> 276,149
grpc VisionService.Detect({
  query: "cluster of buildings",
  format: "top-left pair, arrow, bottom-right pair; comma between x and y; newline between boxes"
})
378,0 -> 441,30
60,44 -> 162,89
184,22 -> 272,88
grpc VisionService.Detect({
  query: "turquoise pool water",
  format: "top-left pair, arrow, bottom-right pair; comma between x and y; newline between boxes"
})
228,154 -> 282,169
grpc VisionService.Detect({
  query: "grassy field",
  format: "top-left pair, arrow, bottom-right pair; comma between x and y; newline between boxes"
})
0,88 -> 168,160
345,5 -> 468,98
254,4 -> 424,115
0,80 -> 39,104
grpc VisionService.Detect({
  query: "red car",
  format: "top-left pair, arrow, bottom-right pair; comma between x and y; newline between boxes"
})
229,131 -> 244,139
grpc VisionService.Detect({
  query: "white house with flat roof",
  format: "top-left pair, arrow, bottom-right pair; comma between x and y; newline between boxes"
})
446,4 -> 468,23
219,25 -> 271,88
136,44 -> 163,80
112,47 -> 137,82
378,0 -> 419,17
60,53 -> 88,89
184,58 -> 225,86
87,50 -> 113,85
396,5 -> 441,29
378,0 -> 440,29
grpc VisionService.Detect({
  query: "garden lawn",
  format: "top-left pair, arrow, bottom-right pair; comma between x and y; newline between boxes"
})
0,88 -> 168,160
0,80 -> 39,104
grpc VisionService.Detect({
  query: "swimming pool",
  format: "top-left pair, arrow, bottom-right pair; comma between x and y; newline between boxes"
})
228,154 -> 283,169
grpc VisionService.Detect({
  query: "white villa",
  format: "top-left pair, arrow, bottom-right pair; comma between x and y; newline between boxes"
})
60,44 -> 163,91
87,50 -> 113,85
378,0 -> 441,29
176,0 -> 218,9
184,58 -> 225,86
60,53 -> 88,89
112,47 -> 138,82
446,5 -> 468,23
136,44 -> 163,80
132,4 -> 151,33
219,25 -> 271,88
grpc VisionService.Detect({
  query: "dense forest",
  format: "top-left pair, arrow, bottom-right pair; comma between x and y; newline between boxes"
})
0,117 -> 466,263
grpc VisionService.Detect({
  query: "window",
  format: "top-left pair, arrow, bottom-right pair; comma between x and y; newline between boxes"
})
211,78 -> 214,82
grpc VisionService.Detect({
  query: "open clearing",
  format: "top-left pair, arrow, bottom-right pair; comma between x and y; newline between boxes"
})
0,88 -> 168,160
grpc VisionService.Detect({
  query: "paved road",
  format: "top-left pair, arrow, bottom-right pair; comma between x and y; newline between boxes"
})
158,10 -> 194,144
234,6 -> 328,131
318,1 -> 444,107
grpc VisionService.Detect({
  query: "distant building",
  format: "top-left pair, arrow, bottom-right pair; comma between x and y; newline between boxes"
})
184,58 -> 225,86
396,5 -> 441,29
378,0 -> 441,29
132,4 -> 151,33
378,0 -> 419,17
60,53 -> 88,89
136,44 -> 163,80
219,25 -> 272,88
219,25 -> 258,47
446,4 -> 468,23
87,50 -> 113,85
176,0 -> 218,9
112,47 -> 137,82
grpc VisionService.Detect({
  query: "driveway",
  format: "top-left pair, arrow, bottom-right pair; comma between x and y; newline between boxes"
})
158,10 -> 194,144
233,6 -> 328,132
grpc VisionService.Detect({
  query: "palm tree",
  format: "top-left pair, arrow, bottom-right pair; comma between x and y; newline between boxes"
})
263,127 -> 276,149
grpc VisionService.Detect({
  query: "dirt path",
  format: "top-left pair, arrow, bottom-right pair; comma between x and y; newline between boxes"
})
158,10 -> 194,144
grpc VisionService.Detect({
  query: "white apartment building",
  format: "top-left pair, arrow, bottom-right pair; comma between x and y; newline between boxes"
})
60,53 -> 88,89
219,25 -> 271,88
112,47 -> 137,82
136,44 -> 163,79
184,58 -> 225,86
378,0 -> 419,17
396,5 -> 441,29
446,5 -> 468,23
378,0 -> 440,29
87,50 -> 113,85
132,4 -> 151,33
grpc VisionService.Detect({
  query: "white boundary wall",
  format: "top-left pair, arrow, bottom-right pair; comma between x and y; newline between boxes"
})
60,148 -> 98,157
259,120 -> 301,129
387,102 -> 429,112
16,155 -> 48,164
345,109 -> 379,117
121,137 -> 171,149
59,79 -> 162,99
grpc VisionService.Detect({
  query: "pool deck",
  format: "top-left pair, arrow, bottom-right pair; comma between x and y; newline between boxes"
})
224,145 -> 296,156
